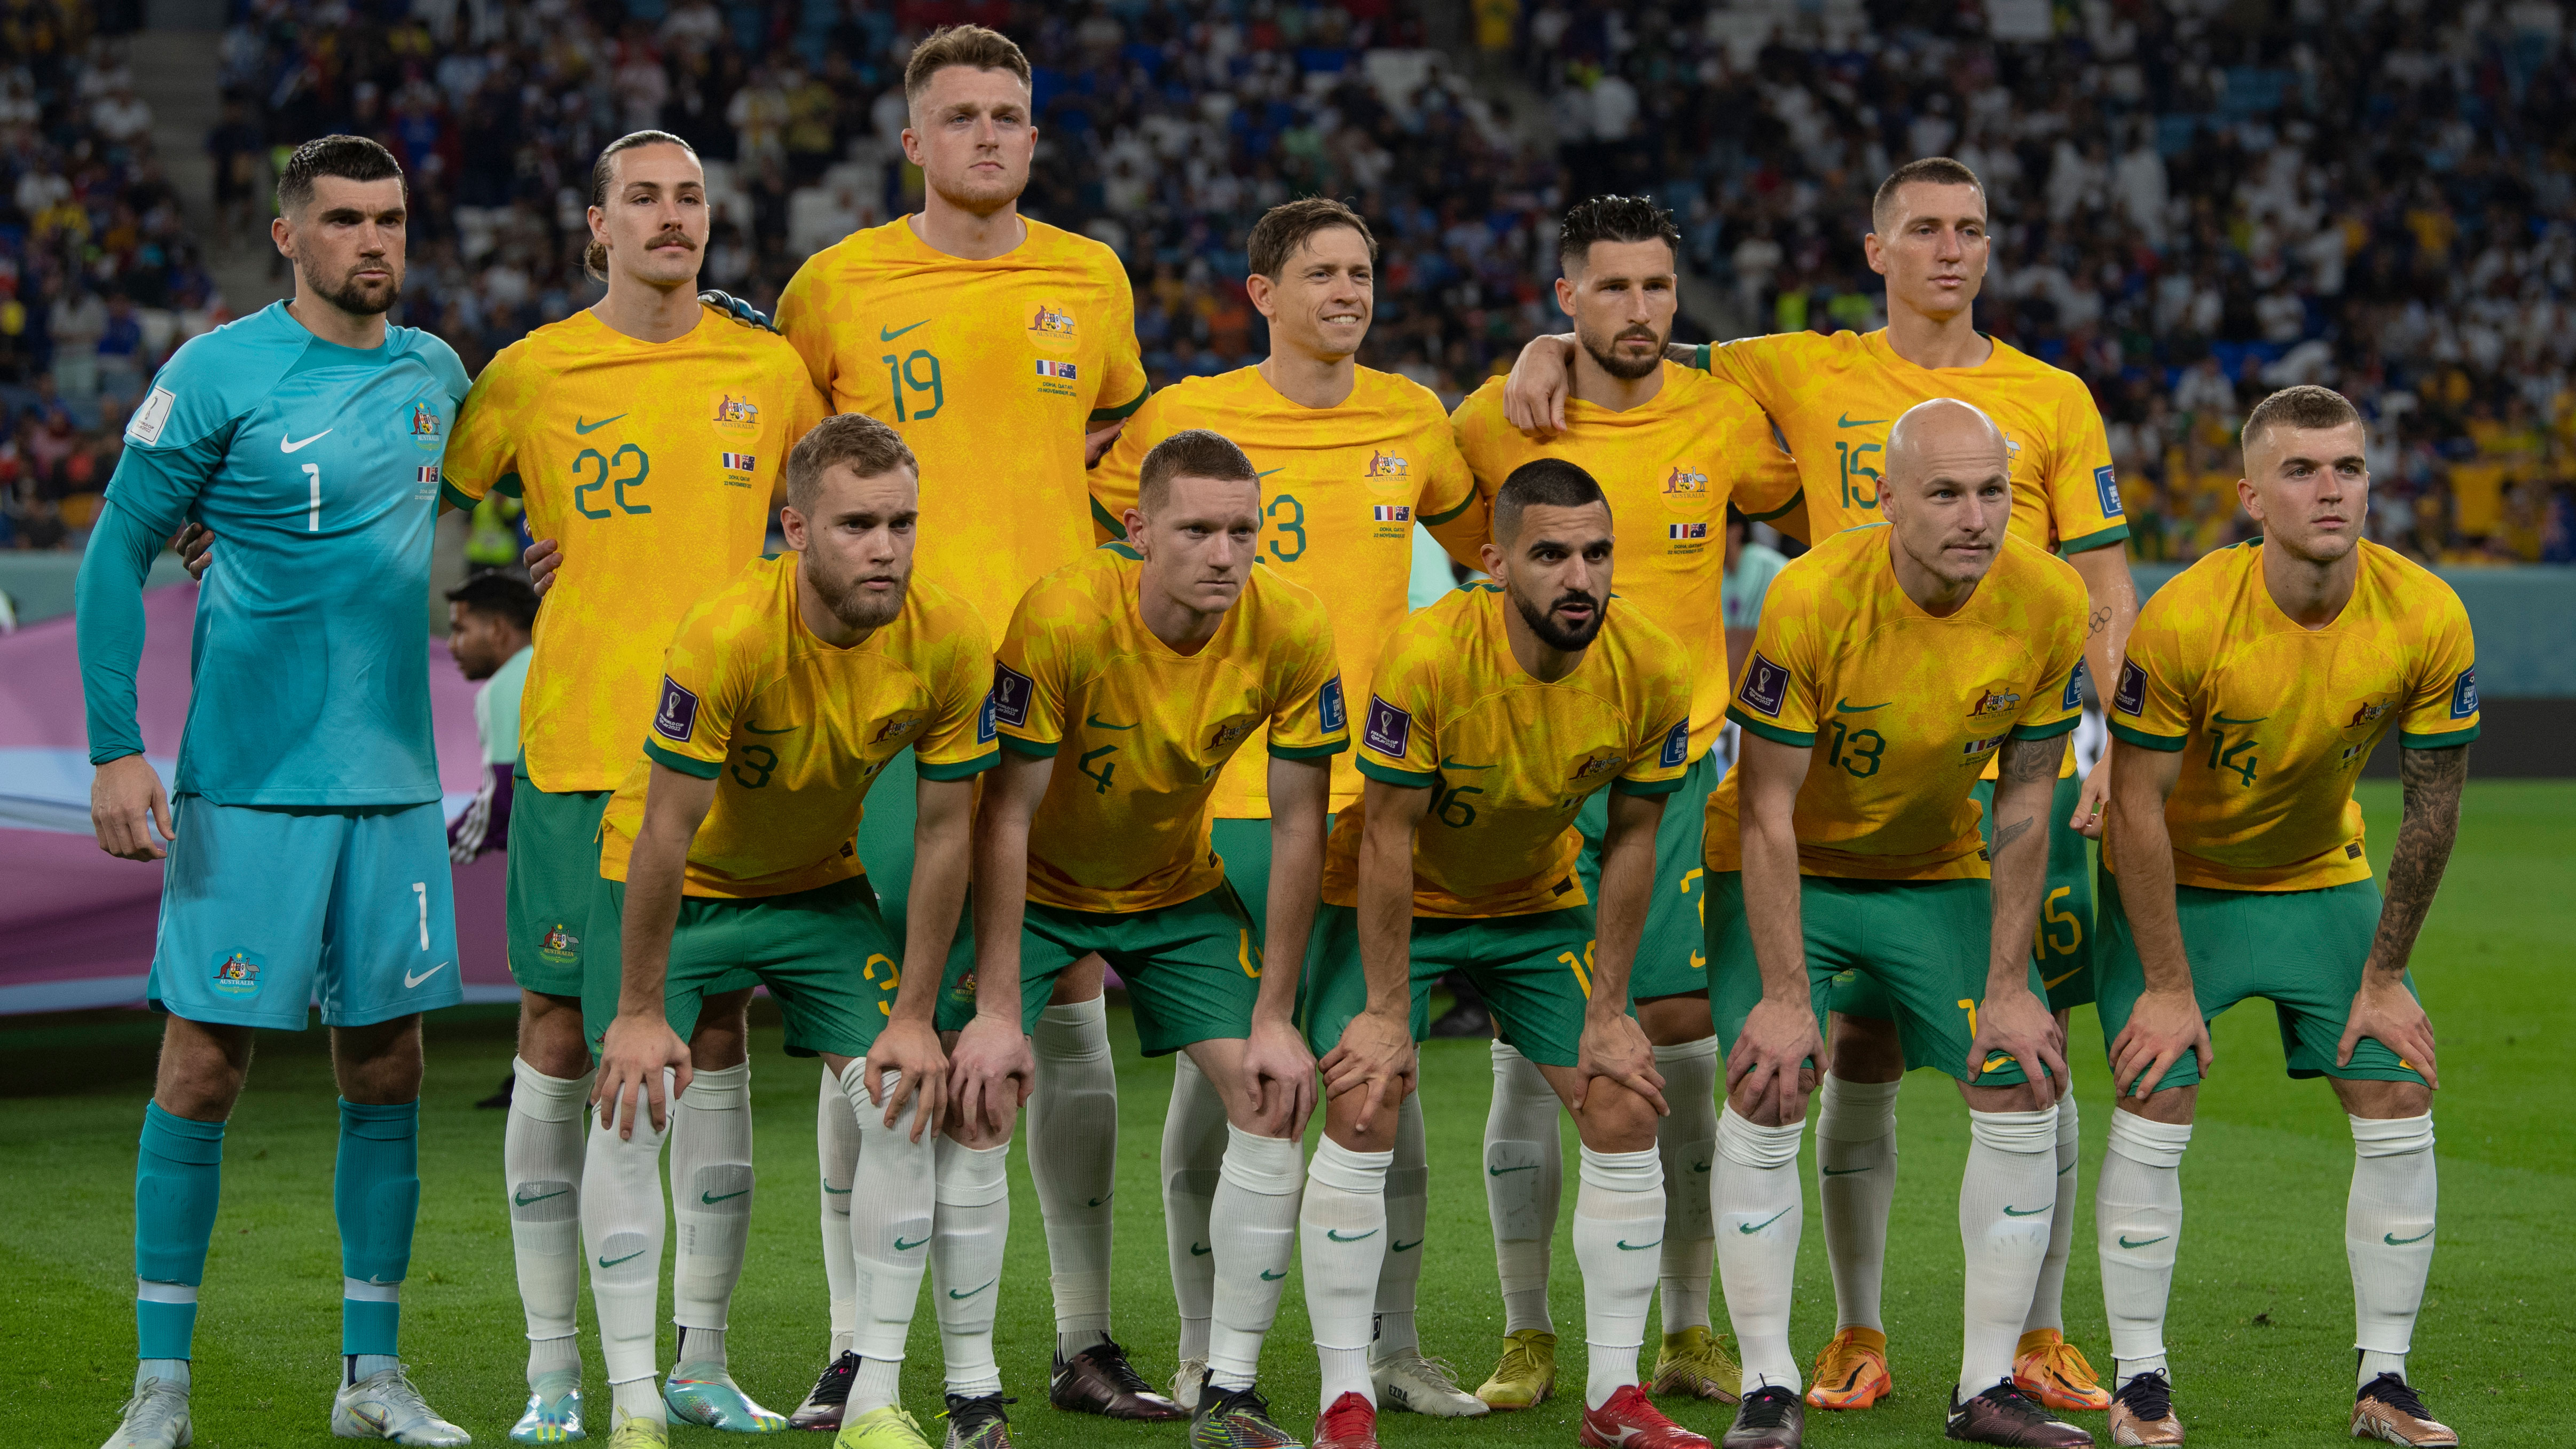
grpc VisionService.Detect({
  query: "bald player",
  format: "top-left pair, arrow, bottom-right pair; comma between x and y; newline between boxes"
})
1707,400 -> 2091,1449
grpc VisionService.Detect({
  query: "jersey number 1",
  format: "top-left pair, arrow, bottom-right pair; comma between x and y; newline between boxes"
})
303,463 -> 321,531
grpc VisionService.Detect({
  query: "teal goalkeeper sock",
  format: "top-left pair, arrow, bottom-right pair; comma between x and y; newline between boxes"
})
135,1102 -> 225,1362
335,1099 -> 421,1358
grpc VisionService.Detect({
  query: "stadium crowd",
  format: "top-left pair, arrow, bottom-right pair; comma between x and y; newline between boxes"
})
6,0 -> 2576,566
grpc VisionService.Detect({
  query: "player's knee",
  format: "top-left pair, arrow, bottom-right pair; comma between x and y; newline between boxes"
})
518,994 -> 590,1078
1637,992 -> 1715,1045
1825,1012 -> 1904,1081
1574,1080 -> 1659,1152
2339,1076 -> 2432,1122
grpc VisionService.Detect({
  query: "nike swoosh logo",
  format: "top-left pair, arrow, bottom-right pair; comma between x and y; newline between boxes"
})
280,429 -> 332,452
1834,699 -> 1890,714
1189,1242 -> 1211,1257
948,1279 -> 996,1299
1085,716 -> 1140,732
2042,967 -> 2084,990
1616,1237 -> 1661,1251
2002,1205 -> 2047,1217
1088,1194 -> 1113,1207
1837,414 -> 1888,428
744,722 -> 798,735
1739,1208 -> 1792,1234
1441,757 -> 1496,772
2212,713 -> 2268,726
1260,1268 -> 1287,1281
403,962 -> 449,989
2385,1228 -> 2433,1245
2118,1234 -> 2170,1249
1255,466 -> 1286,478
1689,1160 -> 1710,1173
573,413 -> 627,434
1488,1164 -> 1535,1176
822,1184 -> 850,1195
1390,1238 -> 1421,1253
701,1189 -> 749,1204
1819,1165 -> 1870,1177
514,1188 -> 568,1206
880,321 -> 929,340
597,1250 -> 645,1268
893,1235 -> 929,1251
1326,1228 -> 1379,1243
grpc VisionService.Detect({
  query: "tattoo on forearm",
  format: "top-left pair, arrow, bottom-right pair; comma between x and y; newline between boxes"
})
2373,746 -> 2469,967
2000,735 -> 2059,785
1992,816 -> 2035,856
2088,605 -> 2113,639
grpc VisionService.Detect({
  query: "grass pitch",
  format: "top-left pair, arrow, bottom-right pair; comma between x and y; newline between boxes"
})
4,781 -> 2569,1448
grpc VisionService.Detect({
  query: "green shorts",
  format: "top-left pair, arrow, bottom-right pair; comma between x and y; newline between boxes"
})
1578,749 -> 1718,1002
502,761 -> 611,999
1298,902 -> 1605,1068
2096,874 -> 2421,1093
934,883 -> 1262,1056
1210,818 -> 1274,940
582,873 -> 899,1060
1834,772 -> 2096,1022
1707,871 -> 2045,1087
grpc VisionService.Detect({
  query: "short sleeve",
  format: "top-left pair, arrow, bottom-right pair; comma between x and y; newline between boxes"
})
788,374 -> 833,448
2008,607 -> 2090,742
989,589 -> 1070,757
1086,389 -> 1160,542
914,612 -> 1003,780
641,606 -> 748,779
2045,381 -> 2130,554
1411,416 -> 1479,529
1089,269 -> 1149,425
107,335 -> 248,534
774,255 -> 838,399
1263,604 -> 1351,761
1701,377 -> 1801,522
1698,334 -> 1802,417
1614,657 -> 1696,796
1724,568 -> 1821,747
2398,590 -> 2479,749
1355,623 -> 1442,787
439,353 -> 522,511
2107,598 -> 2193,752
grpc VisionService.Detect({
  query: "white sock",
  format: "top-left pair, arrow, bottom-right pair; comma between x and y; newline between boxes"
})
2097,1109 -> 2190,1390
1371,1095 -> 1428,1363
1030,998 -> 1118,1358
1574,1145 -> 1665,1409
670,1062 -> 752,1366
1651,1038 -> 1720,1335
819,1066 -> 861,1360
137,1359 -> 191,1393
1815,1073 -> 1899,1333
2024,1091 -> 2080,1334
1207,1124 -> 1302,1390
505,1056 -> 592,1383
1303,1135 -> 1392,1411
611,1378 -> 663,1421
2347,1114 -> 2436,1387
933,1137 -> 1011,1397
842,1064 -> 934,1413
580,1083 -> 670,1423
1958,1106 -> 2059,1398
1485,1041 -> 1562,1335
1715,1106 -> 1805,1394
1162,1049 -> 1229,1365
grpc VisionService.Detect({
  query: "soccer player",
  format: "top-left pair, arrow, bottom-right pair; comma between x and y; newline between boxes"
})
2095,386 -> 2475,1448
1303,459 -> 1703,1449
444,572 -> 537,863
585,413 -> 993,1449
1707,399 -> 2091,1449
1088,197 -> 1489,1417
79,135 -> 472,1449
1506,158 -> 2139,1412
1450,195 -> 1800,1411
941,429 -> 1346,1449
439,129 -> 829,1441
774,29 -> 1162,1413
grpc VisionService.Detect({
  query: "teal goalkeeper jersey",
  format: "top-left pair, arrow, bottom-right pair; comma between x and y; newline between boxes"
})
77,301 -> 471,806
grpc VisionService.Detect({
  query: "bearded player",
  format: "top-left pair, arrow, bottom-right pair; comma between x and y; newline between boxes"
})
2094,386 -> 2473,1448
1450,194 -> 1800,1411
1088,198 -> 1490,1418
1507,158 -> 2138,1412
774,26 -> 1168,1417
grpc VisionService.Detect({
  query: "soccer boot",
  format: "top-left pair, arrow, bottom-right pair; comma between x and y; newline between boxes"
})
1722,1385 -> 1805,1449
791,1353 -> 861,1431
2350,1374 -> 2457,1447
2014,1330 -> 2113,1413
601,1411 -> 668,1449
1578,1383 -> 1713,1449
1051,1340 -> 1187,1421
332,1366 -> 474,1445
1652,1326 -> 1744,1403
1475,1329 -> 1559,1409
1191,1378 -> 1302,1449
101,1376 -> 192,1449
1806,1327 -> 1892,1410
510,1370 -> 587,1444
835,1405 -> 934,1449
1172,1357 -> 1210,1414
1372,1350 -> 1488,1417
2105,1372 -> 2182,1446
664,1363 -> 788,1432
940,1392 -> 1014,1449
1945,1382 -> 2094,1447
1313,1391 -> 1380,1449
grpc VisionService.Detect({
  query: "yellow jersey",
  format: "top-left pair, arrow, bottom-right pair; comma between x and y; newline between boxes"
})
1451,363 -> 1801,758
1326,584 -> 1694,918
1089,365 -> 1482,819
2108,539 -> 2478,892
776,216 -> 1148,637
1707,524 -> 2088,881
995,544 -> 1348,914
1697,329 -> 2126,554
598,557 -> 998,898
441,304 -> 830,793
